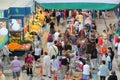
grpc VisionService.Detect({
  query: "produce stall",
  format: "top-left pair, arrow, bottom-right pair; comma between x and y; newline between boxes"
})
24,6 -> 45,41
2,3 -> 33,56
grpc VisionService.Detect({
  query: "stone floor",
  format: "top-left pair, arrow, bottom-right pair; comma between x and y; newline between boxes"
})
5,11 -> 120,80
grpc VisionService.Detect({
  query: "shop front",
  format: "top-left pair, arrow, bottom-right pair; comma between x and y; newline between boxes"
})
4,7 -> 32,56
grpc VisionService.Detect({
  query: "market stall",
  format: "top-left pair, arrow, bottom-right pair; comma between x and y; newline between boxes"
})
0,0 -> 34,56
5,8 -> 32,56
24,6 -> 45,41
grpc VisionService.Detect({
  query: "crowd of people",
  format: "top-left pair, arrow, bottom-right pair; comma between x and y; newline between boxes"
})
0,9 -> 120,80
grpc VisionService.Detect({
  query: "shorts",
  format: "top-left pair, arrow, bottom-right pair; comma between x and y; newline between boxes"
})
34,55 -> 40,61
13,71 -> 20,79
82,74 -> 89,79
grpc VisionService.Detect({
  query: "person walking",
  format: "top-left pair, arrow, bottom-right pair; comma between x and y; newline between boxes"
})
101,30 -> 108,47
99,60 -> 109,80
107,71 -> 118,80
61,53 -> 69,78
48,41 -> 58,58
50,55 -> 59,79
115,39 -> 120,66
82,61 -> 90,80
90,44 -> 98,70
2,43 -> 11,65
107,24 -> 114,42
43,52 -> 51,78
10,56 -> 22,80
34,45 -> 41,61
0,59 -> 3,72
56,10 -> 61,26
24,53 -> 34,76
107,47 -> 114,71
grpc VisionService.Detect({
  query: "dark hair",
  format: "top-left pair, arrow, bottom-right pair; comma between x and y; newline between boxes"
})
108,47 -> 113,52
44,52 -> 48,55
51,55 -> 56,59
103,30 -> 106,32
111,71 -> 116,75
102,60 -> 106,64
54,40 -> 57,45
118,39 -> 120,43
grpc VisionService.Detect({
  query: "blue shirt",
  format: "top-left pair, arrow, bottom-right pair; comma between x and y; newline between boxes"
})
99,64 -> 109,77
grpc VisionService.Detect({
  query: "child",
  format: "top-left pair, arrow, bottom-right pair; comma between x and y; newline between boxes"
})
34,58 -> 43,80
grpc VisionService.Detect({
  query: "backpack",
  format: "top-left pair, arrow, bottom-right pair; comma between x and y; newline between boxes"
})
48,35 -> 53,42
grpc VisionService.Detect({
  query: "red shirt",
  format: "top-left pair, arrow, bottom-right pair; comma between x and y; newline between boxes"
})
24,55 -> 34,63
98,37 -> 103,46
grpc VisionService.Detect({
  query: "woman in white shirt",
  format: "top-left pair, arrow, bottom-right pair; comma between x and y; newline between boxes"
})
82,61 -> 90,79
34,45 -> 41,61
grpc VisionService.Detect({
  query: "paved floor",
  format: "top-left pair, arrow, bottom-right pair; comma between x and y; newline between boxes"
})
5,11 -> 120,80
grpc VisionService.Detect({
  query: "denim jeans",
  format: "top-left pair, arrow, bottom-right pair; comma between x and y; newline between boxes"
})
108,34 -> 113,42
108,61 -> 112,71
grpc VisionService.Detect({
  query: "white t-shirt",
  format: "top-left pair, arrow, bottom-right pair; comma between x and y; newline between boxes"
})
50,59 -> 58,71
102,54 -> 106,61
54,32 -> 60,41
56,11 -> 60,17
83,64 -> 90,75
43,55 -> 51,66
78,24 -> 83,31
107,55 -> 111,61
34,48 -> 41,56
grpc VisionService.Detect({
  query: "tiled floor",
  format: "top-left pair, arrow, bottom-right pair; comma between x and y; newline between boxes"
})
5,11 -> 120,80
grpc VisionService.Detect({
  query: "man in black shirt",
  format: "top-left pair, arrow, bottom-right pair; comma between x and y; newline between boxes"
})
50,20 -> 55,34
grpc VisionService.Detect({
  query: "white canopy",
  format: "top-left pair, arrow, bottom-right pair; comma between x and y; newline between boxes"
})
0,0 -> 34,10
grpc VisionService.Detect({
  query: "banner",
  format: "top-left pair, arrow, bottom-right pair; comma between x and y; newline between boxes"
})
0,11 -> 4,18
36,0 -> 120,10
37,0 -> 119,4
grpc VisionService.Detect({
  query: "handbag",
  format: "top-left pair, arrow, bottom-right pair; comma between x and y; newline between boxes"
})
25,63 -> 33,69
25,63 -> 29,69
29,63 -> 33,68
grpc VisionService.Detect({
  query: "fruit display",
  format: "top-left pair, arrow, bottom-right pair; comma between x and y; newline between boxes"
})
9,37 -> 32,44
28,7 -> 45,33
24,32 -> 33,41
29,24 -> 40,32
7,42 -> 21,51
19,43 -> 31,50
7,42 -> 31,51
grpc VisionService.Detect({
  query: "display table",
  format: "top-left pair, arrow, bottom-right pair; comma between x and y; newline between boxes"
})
9,50 -> 28,56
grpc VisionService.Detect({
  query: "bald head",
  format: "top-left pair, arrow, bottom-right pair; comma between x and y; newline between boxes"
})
14,56 -> 18,60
